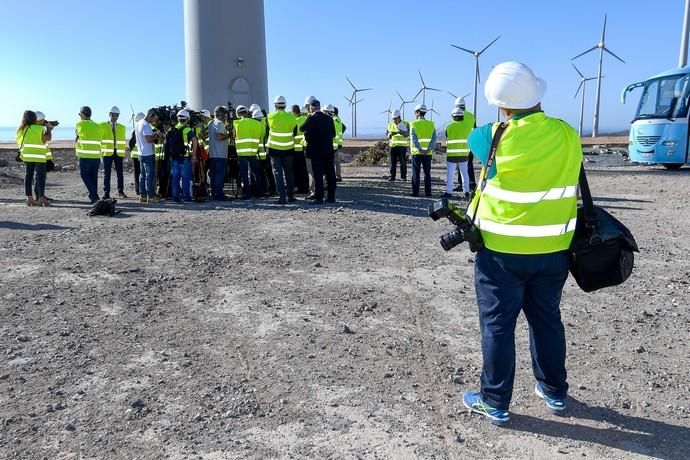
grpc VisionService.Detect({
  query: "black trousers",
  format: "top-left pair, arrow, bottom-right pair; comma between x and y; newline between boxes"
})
133,158 -> 141,194
390,146 -> 407,180
293,151 -> 310,193
462,152 -> 477,191
411,154 -> 432,197
310,150 -> 336,201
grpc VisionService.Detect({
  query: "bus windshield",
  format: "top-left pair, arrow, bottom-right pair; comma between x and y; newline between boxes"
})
635,74 -> 690,120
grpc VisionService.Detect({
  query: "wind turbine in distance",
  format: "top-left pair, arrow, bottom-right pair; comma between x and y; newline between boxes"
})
571,14 -> 624,137
448,91 -> 471,102
344,94 -> 366,138
428,99 -> 440,121
346,76 -> 372,138
380,100 -> 393,124
572,64 -> 599,137
396,90 -> 416,121
413,70 -> 441,105
450,35 -> 500,121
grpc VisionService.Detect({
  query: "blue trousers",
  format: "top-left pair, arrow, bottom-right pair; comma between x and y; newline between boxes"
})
269,148 -> 294,201
411,154 -> 432,196
171,157 -> 192,201
209,158 -> 227,199
139,155 -> 156,198
238,156 -> 262,198
102,155 -> 124,196
24,162 -> 46,198
475,248 -> 570,410
79,158 -> 100,202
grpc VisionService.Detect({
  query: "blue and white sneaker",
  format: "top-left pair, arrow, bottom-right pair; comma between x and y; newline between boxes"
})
534,383 -> 567,414
462,391 -> 510,426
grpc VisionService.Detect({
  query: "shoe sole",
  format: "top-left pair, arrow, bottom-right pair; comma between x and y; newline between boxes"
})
534,385 -> 566,415
462,399 -> 510,426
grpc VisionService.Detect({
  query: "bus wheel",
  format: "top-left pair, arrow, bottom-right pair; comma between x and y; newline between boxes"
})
662,163 -> 683,170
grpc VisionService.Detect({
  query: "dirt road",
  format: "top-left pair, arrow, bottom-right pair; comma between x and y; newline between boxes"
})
1,151 -> 689,459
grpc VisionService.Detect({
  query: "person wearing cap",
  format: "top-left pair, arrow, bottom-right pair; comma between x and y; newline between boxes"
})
409,104 -> 436,197
267,95 -> 298,204
386,110 -> 409,182
170,110 -> 198,202
75,106 -> 104,203
207,106 -> 232,200
453,97 -> 477,192
442,107 -> 473,199
300,99 -> 337,204
127,112 -> 145,196
135,108 -> 163,203
16,110 -> 52,206
459,62 -> 582,426
233,106 -> 263,199
291,105 -> 310,194
99,106 -> 128,199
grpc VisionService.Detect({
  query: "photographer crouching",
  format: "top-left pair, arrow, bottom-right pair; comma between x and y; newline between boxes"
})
431,62 -> 582,426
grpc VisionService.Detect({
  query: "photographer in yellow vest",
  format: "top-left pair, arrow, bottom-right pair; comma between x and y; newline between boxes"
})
16,110 -> 52,206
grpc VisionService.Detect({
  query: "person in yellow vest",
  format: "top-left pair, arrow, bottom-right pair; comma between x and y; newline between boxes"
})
170,110 -> 198,202
127,112 -> 145,196
100,106 -> 128,199
332,106 -> 346,181
16,110 -> 52,206
35,111 -> 55,202
251,104 -> 275,197
267,95 -> 298,204
460,62 -> 582,426
233,106 -> 263,199
75,106 -> 103,203
386,109 -> 409,182
409,104 -> 436,197
453,97 -> 477,192
291,104 -> 310,194
443,107 -> 473,199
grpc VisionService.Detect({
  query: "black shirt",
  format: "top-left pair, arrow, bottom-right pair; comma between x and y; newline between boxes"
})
301,111 -> 336,156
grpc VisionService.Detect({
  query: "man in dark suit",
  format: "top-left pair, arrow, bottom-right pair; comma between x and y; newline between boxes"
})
300,100 -> 337,204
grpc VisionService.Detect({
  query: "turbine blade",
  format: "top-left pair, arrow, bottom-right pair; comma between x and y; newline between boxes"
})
571,63 -> 585,79
603,47 -> 625,64
426,87 -> 442,93
450,44 -> 476,55
479,35 -> 501,55
574,81 -> 584,99
571,46 -> 598,60
447,91 -> 458,99
602,14 -> 608,43
413,88 -> 424,101
359,88 -> 374,92
476,64 -> 481,84
346,76 -> 356,90
418,69 -> 426,86
462,92 -> 471,99
396,90 -> 405,102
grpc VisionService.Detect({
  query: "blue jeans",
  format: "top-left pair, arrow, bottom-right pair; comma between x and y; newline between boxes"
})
102,155 -> 124,196
208,158 -> 227,199
24,162 -> 46,198
171,157 -> 192,201
238,156 -> 262,197
139,155 -> 156,198
411,154 -> 432,196
475,248 -> 570,410
79,158 -> 100,202
269,148 -> 294,201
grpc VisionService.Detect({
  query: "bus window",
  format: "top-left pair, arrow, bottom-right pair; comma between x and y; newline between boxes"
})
636,74 -> 690,120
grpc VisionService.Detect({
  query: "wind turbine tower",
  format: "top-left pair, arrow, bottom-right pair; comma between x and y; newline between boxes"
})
572,14 -> 625,137
572,64 -> 598,137
346,77 -> 372,138
183,0 -> 268,111
451,36 -> 500,121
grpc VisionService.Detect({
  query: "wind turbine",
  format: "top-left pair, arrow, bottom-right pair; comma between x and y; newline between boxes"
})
396,90 -> 416,120
380,100 -> 393,124
413,70 -> 441,105
450,36 -> 500,121
572,64 -> 599,137
572,14 -> 624,137
346,76 -> 372,138
428,99 -> 440,121
448,91 -> 471,102
345,94 -> 365,138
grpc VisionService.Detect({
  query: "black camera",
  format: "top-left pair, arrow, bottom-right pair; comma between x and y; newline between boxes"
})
47,120 -> 59,128
428,198 -> 484,252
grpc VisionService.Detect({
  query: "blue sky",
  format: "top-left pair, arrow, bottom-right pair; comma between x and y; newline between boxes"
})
1,0 -> 686,135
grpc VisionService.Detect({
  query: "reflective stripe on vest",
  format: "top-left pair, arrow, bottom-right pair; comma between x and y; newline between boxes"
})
333,116 -> 343,149
100,122 -> 127,157
388,121 -> 409,148
234,118 -> 261,157
445,120 -> 473,158
267,111 -> 297,151
466,113 -> 582,255
75,120 -> 103,159
294,115 -> 307,152
409,119 -> 435,155
17,124 -> 48,162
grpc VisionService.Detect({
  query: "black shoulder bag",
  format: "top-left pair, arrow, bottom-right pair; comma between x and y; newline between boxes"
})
569,166 -> 639,292
15,127 -> 28,162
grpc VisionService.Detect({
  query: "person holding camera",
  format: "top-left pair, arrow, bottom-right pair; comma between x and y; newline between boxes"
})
170,110 -> 198,202
386,110 -> 409,182
135,108 -> 163,203
35,111 -> 56,201
208,106 -> 232,200
460,62 -> 582,426
75,106 -> 104,204
16,110 -> 52,206
409,104 -> 436,197
100,106 -> 128,199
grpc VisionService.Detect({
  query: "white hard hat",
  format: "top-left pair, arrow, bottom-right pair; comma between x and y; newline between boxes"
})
273,95 -> 287,106
110,106 -> 120,114
177,109 -> 190,119
35,111 -> 45,121
304,96 -> 316,107
391,109 -> 401,118
252,109 -> 263,119
236,105 -> 249,116
414,104 -> 428,113
249,104 -> 261,113
135,112 -> 145,122
200,109 -> 211,118
485,61 -> 547,109
451,107 -> 464,117
324,104 -> 335,113
454,97 -> 466,108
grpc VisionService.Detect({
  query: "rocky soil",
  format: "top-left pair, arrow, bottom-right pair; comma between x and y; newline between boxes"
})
0,149 -> 689,459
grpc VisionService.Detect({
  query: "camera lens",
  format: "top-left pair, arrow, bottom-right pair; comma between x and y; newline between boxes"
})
440,228 -> 465,251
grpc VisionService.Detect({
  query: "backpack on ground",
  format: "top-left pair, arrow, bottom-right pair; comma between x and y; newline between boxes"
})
88,198 -> 120,217
164,127 -> 186,160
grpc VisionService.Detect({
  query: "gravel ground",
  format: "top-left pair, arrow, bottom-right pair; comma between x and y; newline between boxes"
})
0,150 -> 689,459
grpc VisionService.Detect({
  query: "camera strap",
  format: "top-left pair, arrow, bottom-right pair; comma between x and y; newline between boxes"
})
470,122 -> 507,225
